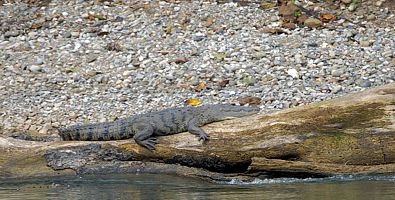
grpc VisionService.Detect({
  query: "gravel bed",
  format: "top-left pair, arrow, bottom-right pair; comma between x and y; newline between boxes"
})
0,0 -> 394,135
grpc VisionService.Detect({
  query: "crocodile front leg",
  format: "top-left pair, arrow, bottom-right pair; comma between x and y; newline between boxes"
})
187,118 -> 210,141
132,122 -> 157,150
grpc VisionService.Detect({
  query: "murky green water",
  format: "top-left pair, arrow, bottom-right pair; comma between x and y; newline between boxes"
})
1,174 -> 395,200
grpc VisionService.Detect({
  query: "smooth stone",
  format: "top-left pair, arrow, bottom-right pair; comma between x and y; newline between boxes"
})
360,80 -> 372,87
331,85 -> 342,94
71,32 -> 80,37
331,69 -> 344,77
135,73 -> 144,80
348,3 -> 357,11
287,68 -> 299,79
28,65 -> 43,73
304,18 -> 322,28
123,70 -> 132,76
295,54 -> 303,64
223,64 -> 238,72
27,31 -> 37,38
366,14 -> 376,21
35,58 -> 44,65
192,35 -> 205,42
4,31 -> 20,38
114,16 -> 124,22
63,32 -> 72,38
360,40 -> 371,47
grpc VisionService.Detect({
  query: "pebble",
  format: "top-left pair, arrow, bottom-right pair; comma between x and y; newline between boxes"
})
331,69 -> 344,77
223,64 -> 238,72
360,40 -> 371,47
366,14 -> 376,21
4,31 -> 19,38
348,3 -> 357,11
28,65 -> 43,73
63,32 -> 72,38
114,16 -> 124,22
0,0 -> 394,136
359,80 -> 372,88
375,1 -> 385,6
35,58 -> 44,65
71,31 -> 80,37
287,68 -> 299,79
123,70 -> 132,76
294,54 -> 303,64
304,18 -> 322,28
330,85 -> 342,94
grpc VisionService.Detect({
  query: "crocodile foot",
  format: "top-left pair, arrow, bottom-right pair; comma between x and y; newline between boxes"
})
198,133 -> 210,142
139,138 -> 158,151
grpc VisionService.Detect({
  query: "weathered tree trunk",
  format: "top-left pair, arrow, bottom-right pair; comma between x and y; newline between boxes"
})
1,83 -> 394,182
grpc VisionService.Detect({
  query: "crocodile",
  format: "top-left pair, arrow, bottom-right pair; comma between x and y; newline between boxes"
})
59,104 -> 260,150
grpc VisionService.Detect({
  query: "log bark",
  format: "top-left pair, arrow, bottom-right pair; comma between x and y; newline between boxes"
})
1,82 -> 395,182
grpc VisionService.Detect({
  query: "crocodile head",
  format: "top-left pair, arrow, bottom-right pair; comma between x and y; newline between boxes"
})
202,104 -> 260,121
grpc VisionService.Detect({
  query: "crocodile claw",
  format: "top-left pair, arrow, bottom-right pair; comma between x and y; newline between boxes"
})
198,134 -> 210,142
141,138 -> 158,151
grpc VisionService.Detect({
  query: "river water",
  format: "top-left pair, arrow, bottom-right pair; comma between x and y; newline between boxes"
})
1,174 -> 395,200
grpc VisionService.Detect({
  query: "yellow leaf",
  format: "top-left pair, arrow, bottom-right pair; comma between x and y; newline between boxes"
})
320,13 -> 336,22
185,99 -> 203,106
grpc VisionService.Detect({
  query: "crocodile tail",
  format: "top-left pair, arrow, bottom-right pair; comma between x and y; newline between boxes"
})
58,120 -> 134,141
58,125 -> 82,141
58,131 -> 69,140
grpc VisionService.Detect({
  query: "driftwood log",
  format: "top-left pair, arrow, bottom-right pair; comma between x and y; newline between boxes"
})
1,82 -> 394,182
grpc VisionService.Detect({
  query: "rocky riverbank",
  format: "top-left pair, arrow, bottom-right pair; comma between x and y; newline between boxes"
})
1,0 -> 394,136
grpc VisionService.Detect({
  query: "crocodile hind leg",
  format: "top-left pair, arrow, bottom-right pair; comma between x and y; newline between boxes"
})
187,118 -> 210,141
132,122 -> 157,150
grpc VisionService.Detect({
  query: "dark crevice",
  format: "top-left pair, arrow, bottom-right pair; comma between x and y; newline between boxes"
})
164,155 -> 252,173
269,153 -> 301,161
